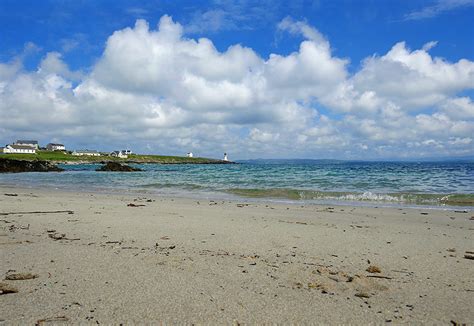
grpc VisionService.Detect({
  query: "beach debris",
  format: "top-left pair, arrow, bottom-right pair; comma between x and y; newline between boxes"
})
366,265 -> 382,273
307,282 -> 319,289
127,203 -> 145,207
454,210 -> 468,213
355,292 -> 371,298
420,212 -> 428,215
8,223 -> 30,231
307,282 -> 331,293
464,251 -> 474,260
366,275 -> 393,280
293,282 -> 304,289
469,216 -> 474,220
160,236 -> 170,240
0,210 -> 74,216
5,272 -> 39,280
391,270 -> 413,275
46,230 -> 79,241
447,248 -> 456,252
169,245 -> 176,249
0,282 -> 18,294
48,233 -> 66,240
35,316 -> 69,325
4,193 -> 18,196
241,254 -> 259,260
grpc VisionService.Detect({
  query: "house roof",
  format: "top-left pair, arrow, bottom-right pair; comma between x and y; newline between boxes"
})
16,140 -> 38,144
9,144 -> 36,150
47,143 -> 64,146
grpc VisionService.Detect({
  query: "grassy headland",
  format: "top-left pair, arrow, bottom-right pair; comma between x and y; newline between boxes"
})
0,151 -> 230,164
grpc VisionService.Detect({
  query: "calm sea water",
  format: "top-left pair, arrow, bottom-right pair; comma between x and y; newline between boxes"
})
1,161 -> 473,208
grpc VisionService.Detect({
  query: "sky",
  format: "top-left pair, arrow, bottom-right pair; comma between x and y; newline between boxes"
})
0,0 -> 473,160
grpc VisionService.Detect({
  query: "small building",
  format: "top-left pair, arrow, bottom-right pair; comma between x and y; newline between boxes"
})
110,150 -> 128,159
223,153 -> 228,161
15,140 -> 39,149
46,143 -> 65,151
122,149 -> 132,155
72,149 -> 100,156
186,152 -> 193,158
3,144 -> 37,154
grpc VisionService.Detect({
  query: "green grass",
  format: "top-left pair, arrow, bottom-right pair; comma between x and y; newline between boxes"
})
0,151 -> 225,164
128,154 -> 221,163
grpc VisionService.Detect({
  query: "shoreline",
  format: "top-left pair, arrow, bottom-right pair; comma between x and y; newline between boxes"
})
0,183 -> 472,211
1,187 -> 473,323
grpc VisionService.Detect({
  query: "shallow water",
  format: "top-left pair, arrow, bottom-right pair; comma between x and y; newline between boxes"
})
1,160 -> 473,208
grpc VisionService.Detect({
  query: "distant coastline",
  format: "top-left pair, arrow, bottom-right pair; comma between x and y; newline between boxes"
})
0,151 -> 234,165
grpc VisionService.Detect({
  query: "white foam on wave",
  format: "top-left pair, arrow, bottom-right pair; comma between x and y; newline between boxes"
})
339,191 -> 402,202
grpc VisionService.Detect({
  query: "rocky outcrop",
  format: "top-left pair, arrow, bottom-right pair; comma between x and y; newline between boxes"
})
0,158 -> 64,173
96,162 -> 142,172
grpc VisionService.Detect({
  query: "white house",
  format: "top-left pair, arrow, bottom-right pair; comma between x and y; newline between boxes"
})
110,151 -> 128,159
15,140 -> 38,149
3,144 -> 37,154
46,143 -> 65,151
15,140 -> 38,148
72,150 -> 101,156
122,149 -> 132,155
186,152 -> 193,158
223,153 -> 228,161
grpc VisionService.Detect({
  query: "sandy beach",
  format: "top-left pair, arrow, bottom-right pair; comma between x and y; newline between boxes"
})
0,187 -> 473,324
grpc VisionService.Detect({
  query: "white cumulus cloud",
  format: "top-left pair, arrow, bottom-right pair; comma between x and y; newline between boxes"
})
0,15 -> 473,159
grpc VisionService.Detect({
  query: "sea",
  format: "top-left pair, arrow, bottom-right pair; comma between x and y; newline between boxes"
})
1,160 -> 473,209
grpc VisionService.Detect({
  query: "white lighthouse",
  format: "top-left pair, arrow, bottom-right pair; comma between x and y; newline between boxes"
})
223,153 -> 228,161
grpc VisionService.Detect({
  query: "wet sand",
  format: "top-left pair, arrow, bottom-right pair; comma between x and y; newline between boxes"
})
0,187 -> 473,324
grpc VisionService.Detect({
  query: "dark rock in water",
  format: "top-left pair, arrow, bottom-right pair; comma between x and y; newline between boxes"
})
0,158 -> 64,173
96,162 -> 142,172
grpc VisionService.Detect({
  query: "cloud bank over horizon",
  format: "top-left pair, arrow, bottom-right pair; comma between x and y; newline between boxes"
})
0,15 -> 473,159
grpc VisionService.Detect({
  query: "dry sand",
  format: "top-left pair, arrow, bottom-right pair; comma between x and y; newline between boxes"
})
0,187 -> 473,324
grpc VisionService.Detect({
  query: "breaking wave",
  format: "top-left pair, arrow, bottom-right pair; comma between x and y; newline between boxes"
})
226,188 -> 474,206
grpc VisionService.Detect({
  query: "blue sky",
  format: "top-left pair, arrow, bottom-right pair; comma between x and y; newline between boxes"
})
1,0 -> 473,159
2,0 -> 473,69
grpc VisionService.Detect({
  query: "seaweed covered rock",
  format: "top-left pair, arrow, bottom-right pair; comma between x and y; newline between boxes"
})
96,162 -> 142,172
0,158 -> 64,173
